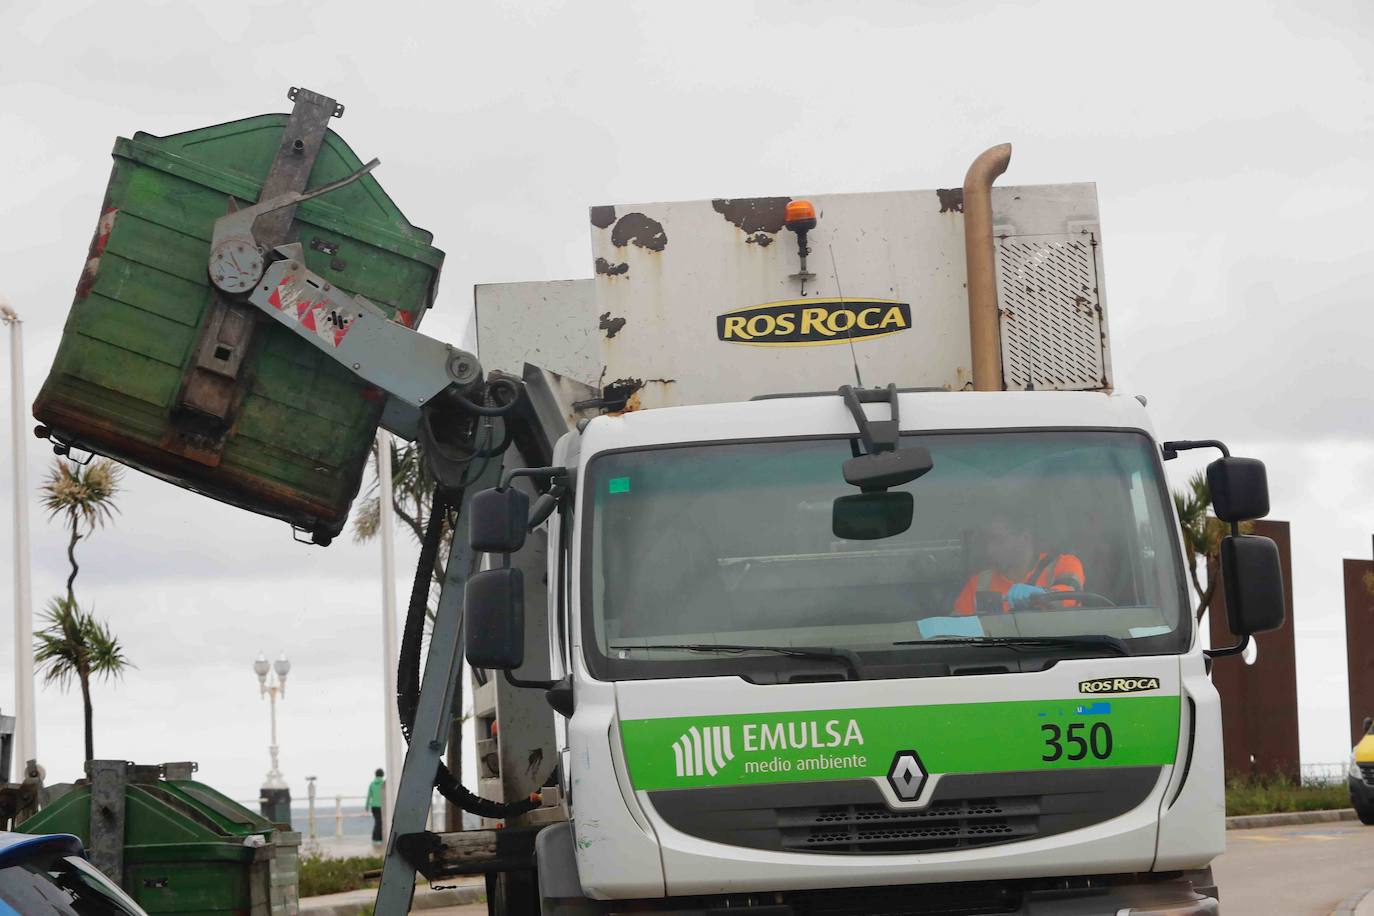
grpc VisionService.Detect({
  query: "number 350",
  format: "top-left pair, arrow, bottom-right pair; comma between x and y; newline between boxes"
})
1041,722 -> 1112,761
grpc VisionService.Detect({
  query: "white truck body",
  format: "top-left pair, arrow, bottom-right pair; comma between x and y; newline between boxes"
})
470,177 -> 1227,914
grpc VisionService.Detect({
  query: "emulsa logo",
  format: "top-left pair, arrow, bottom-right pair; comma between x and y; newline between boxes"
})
717,298 -> 911,347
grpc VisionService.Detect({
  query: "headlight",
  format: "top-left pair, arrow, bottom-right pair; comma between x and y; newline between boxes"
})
1349,753 -> 1361,780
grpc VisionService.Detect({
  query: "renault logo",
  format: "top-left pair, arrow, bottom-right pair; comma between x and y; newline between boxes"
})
887,750 -> 927,801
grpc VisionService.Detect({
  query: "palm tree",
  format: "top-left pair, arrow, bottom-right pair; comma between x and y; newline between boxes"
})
34,596 -> 132,761
353,438 -> 450,599
41,459 -> 122,605
37,457 -> 130,761
1173,471 -> 1250,623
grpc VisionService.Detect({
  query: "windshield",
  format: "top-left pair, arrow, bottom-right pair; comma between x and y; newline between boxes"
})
582,430 -> 1188,681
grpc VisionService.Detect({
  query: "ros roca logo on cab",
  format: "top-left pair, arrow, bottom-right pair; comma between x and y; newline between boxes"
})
1078,676 -> 1161,694
717,298 -> 912,346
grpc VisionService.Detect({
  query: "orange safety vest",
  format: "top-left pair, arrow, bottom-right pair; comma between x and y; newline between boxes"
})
953,551 -> 1085,616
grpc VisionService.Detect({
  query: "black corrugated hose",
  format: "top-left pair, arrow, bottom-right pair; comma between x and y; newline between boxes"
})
396,484 -> 542,820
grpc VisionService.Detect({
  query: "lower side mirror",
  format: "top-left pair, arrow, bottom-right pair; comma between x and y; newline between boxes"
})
1221,535 -> 1284,636
833,491 -> 913,540
465,568 -> 525,670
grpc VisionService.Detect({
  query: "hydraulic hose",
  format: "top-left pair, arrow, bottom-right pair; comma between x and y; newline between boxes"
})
451,377 -> 522,417
435,758 -> 542,819
397,488 -> 451,742
396,484 -> 546,820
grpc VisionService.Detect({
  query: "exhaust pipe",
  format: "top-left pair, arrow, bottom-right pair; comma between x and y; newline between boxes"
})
962,143 -> 1012,392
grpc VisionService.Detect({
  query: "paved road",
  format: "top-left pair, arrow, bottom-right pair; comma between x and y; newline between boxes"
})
419,824 -> 1374,915
1215,821 -> 1374,915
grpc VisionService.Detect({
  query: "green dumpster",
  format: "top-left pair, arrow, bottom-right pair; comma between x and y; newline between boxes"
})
19,765 -> 294,915
33,88 -> 444,542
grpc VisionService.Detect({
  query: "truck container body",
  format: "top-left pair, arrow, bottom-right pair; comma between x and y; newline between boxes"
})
587,184 -> 1109,408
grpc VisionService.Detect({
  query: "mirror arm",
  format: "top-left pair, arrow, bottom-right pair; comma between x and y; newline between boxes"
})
1161,438 -> 1231,461
527,484 -> 568,532
1204,632 -> 1250,660
839,384 -> 900,455
500,466 -> 570,491
504,669 -> 558,690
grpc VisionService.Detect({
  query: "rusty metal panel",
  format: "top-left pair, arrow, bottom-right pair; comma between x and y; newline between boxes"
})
474,280 -> 598,387
1345,557 -> 1374,744
1207,519 -> 1300,778
588,184 -> 1110,409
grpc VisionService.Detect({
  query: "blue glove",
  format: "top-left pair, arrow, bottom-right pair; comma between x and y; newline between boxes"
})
1007,583 -> 1047,609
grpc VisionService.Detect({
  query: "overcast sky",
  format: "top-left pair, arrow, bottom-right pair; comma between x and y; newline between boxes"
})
2,0 -> 1372,804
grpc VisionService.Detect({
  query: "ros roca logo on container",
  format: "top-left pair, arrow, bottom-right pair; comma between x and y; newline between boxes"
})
717,298 -> 911,347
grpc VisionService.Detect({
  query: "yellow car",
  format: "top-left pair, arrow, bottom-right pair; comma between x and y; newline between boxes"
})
1350,717 -> 1374,825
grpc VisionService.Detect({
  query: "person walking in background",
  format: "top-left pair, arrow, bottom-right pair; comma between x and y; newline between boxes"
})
367,768 -> 385,843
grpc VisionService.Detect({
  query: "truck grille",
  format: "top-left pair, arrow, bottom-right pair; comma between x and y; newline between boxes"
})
1359,763 -> 1374,785
782,797 -> 1039,854
648,767 -> 1161,857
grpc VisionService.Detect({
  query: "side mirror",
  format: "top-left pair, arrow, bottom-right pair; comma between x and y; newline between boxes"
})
833,491 -> 914,540
465,568 -> 525,670
1363,716 -> 1373,736
1207,457 -> 1269,523
843,446 -> 933,492
470,487 -> 530,553
1220,534 -> 1284,636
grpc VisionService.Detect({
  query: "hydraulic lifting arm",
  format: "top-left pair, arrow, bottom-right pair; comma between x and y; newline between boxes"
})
205,161 -> 546,914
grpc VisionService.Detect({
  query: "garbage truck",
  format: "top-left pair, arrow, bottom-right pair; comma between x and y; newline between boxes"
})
33,91 -> 1287,915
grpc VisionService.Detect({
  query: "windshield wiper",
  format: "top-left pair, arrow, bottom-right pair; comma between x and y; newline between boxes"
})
611,643 -> 863,680
891,635 -> 1131,656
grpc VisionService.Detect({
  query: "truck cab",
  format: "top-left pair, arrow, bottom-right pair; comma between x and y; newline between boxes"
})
490,390 -> 1220,914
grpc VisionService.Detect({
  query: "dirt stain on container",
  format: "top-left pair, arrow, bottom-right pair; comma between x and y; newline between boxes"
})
610,213 -> 667,251
710,197 -> 791,235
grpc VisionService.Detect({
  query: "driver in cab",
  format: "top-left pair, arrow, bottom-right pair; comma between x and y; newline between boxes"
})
953,507 -> 1085,615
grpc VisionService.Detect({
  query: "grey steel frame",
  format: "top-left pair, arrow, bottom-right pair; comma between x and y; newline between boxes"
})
374,461 -> 499,914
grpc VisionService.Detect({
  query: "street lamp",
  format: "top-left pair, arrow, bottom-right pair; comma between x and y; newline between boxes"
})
254,651 -> 291,826
2,299 -> 37,781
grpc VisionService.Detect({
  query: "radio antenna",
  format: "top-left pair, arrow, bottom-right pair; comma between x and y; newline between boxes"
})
828,242 -> 864,388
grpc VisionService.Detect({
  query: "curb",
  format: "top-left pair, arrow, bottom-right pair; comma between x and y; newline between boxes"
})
1329,885 -> 1373,916
1226,808 -> 1357,830
299,882 -> 485,916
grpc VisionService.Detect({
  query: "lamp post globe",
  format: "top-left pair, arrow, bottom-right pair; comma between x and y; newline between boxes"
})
255,651 -> 292,827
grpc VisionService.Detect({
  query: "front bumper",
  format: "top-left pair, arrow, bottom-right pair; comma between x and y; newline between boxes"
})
555,871 -> 1219,915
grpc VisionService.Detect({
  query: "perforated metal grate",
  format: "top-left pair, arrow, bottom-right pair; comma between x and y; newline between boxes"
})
996,232 -> 1106,391
778,797 -> 1040,854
